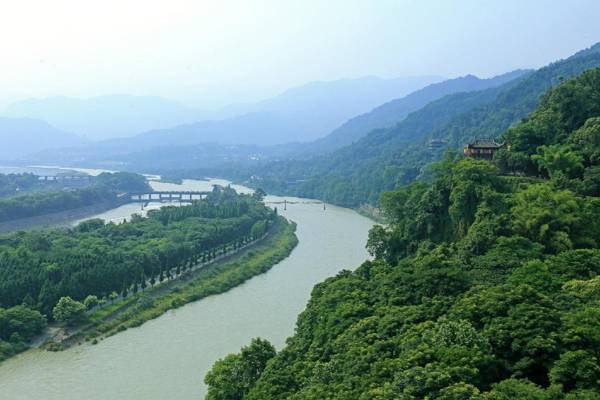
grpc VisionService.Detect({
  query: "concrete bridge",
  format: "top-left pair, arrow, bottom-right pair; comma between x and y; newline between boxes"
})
128,191 -> 212,203
37,175 -> 92,182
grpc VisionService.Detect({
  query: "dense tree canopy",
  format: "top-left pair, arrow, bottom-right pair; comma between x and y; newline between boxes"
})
0,187 -> 274,322
205,65 -> 600,398
0,171 -> 151,223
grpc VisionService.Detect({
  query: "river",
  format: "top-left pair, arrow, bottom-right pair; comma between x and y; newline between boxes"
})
0,177 -> 374,399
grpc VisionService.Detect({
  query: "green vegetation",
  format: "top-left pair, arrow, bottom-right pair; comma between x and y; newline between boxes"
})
65,215 -> 296,343
230,42 -> 600,208
0,173 -> 41,197
0,186 -> 118,222
205,67 -> 600,398
205,338 -> 276,400
0,305 -> 46,362
52,297 -> 87,326
0,187 -> 281,359
0,171 -> 150,223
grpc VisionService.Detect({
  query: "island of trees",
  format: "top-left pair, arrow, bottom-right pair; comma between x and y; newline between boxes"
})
0,186 -> 280,361
204,68 -> 600,398
0,171 -> 150,223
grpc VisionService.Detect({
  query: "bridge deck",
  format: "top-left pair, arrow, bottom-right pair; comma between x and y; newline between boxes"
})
128,191 -> 212,203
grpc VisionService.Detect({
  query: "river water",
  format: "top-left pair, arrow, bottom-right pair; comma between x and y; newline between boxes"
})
0,178 -> 374,399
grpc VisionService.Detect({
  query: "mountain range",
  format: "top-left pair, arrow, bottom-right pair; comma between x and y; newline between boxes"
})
3,75 -> 441,146
294,69 -> 531,155
0,117 -> 87,160
25,72 -> 528,168
230,42 -> 600,206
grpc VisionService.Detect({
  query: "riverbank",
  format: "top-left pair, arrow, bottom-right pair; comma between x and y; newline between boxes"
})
356,203 -> 386,224
40,215 -> 298,352
0,198 -> 129,233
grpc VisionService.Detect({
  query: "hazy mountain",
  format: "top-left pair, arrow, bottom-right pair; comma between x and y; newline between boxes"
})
235,42 -> 600,207
27,111 -> 304,167
92,111 -> 303,153
212,75 -> 443,142
299,70 -> 531,154
5,76 -> 442,145
0,117 -> 88,160
4,95 -> 203,141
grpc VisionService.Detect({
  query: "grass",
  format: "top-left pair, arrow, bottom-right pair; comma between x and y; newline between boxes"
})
54,216 -> 298,346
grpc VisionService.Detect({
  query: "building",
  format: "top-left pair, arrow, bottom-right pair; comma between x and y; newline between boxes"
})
463,138 -> 505,160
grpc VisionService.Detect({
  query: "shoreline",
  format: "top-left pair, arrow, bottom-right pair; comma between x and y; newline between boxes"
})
0,198 -> 130,234
37,215 -> 298,352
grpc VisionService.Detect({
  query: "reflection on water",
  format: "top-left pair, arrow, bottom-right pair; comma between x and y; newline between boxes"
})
0,178 -> 374,400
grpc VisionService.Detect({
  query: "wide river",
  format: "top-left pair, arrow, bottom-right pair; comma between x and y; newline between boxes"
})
0,177 -> 374,399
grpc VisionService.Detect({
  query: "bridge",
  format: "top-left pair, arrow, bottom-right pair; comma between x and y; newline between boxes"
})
127,192 -> 326,210
264,199 -> 326,210
37,175 -> 92,182
128,191 -> 213,203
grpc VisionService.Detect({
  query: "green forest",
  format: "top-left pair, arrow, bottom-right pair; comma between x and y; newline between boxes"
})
220,43 -> 600,208
0,186 -> 275,361
0,173 -> 42,197
0,171 -> 150,222
204,67 -> 600,398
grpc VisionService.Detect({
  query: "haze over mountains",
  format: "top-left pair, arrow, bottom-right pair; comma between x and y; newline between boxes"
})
296,69 -> 531,155
0,117 -> 87,160
4,95 -> 201,141
1,75 -> 441,149
8,70 -> 532,168
235,42 -> 600,206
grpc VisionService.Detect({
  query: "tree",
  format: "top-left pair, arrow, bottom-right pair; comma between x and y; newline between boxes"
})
205,338 -> 276,400
449,158 -> 500,238
550,351 -> 600,392
511,184 -> 582,253
484,379 -> 548,400
52,297 -> 87,325
109,291 -> 119,304
252,188 -> 266,202
532,145 -> 584,179
83,295 -> 99,310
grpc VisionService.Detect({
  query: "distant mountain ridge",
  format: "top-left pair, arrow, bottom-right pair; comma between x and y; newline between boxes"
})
4,95 -> 203,141
300,69 -> 531,154
4,76 -> 442,145
0,117 -> 88,160
235,42 -> 600,207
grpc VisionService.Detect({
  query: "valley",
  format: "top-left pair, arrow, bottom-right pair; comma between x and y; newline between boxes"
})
1,8 -> 600,398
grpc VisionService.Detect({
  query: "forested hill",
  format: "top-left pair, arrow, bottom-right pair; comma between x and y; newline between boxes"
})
237,42 -> 600,207
204,66 -> 600,399
298,69 -> 531,155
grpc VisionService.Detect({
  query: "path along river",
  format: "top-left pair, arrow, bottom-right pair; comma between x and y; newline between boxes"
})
0,177 -> 374,399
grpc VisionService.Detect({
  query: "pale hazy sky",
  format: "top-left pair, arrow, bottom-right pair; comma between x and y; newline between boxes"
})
1,0 -> 600,109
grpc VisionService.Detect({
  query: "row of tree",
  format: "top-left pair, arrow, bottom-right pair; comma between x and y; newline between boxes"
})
0,187 -> 274,324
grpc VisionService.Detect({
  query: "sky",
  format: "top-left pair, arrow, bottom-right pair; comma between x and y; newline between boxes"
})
1,0 -> 600,110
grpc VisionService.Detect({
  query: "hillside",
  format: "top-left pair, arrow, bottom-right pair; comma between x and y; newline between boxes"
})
204,65 -> 600,400
0,117 -> 87,160
239,42 -> 600,207
213,75 -> 443,141
299,70 -> 530,155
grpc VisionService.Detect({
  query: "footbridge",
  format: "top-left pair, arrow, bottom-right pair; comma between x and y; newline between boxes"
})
264,199 -> 326,210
